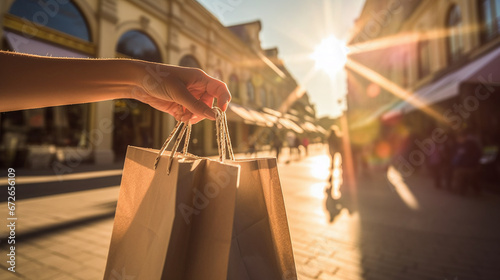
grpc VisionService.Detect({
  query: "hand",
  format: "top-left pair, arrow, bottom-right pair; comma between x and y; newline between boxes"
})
0,51 -> 231,119
131,63 -> 231,124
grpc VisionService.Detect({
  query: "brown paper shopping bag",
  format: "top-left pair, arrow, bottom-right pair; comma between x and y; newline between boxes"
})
211,107 -> 297,280
105,108 -> 297,280
226,157 -> 297,280
104,122 -> 240,280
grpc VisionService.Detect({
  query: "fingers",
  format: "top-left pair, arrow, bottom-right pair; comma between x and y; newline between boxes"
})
183,68 -> 231,111
206,78 -> 231,111
169,78 -> 215,120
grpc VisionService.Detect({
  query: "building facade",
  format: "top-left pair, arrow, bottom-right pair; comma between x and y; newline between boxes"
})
0,0 -> 318,168
346,0 -> 500,170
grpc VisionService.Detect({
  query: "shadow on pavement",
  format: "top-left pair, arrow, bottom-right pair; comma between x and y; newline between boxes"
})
0,207 -> 115,246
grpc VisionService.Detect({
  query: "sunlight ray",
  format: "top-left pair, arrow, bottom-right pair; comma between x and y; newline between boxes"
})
348,24 -> 481,55
345,59 -> 447,123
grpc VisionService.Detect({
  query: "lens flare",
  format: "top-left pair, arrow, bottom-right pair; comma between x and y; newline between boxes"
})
311,35 -> 349,77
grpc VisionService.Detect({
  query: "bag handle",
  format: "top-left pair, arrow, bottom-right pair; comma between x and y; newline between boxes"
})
213,107 -> 235,162
154,106 -> 234,174
154,121 -> 192,174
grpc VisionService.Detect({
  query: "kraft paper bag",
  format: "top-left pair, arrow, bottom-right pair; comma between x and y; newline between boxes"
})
104,110 -> 296,280
104,146 -> 240,280
227,158 -> 297,280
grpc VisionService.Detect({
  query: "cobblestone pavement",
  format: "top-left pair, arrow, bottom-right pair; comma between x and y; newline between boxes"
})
1,146 -> 500,279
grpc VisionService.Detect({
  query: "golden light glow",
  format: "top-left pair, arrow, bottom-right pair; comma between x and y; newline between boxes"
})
311,35 -> 349,77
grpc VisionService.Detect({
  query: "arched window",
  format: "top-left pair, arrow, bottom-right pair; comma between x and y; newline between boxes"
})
246,80 -> 255,103
1,0 -> 92,153
8,0 -> 90,41
114,31 -> 162,158
117,30 -> 161,62
179,55 -> 202,68
478,0 -> 500,42
260,88 -> 267,107
228,74 -> 240,99
447,5 -> 464,64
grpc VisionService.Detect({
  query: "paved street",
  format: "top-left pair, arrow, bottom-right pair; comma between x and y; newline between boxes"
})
1,145 -> 500,279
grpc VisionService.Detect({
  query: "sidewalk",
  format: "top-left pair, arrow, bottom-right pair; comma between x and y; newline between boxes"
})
1,146 -> 500,279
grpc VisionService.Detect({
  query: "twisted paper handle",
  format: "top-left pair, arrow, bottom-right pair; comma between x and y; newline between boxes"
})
213,107 -> 235,162
154,107 -> 234,174
154,121 -> 192,174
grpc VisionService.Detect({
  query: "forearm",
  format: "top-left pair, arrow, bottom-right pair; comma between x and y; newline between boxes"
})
0,51 -> 143,112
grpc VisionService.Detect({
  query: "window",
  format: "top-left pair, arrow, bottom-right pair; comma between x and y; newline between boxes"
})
114,31 -> 163,157
8,0 -> 90,41
117,30 -> 162,62
228,74 -> 240,99
447,5 -> 464,64
478,0 -> 500,42
418,39 -> 431,79
247,80 -> 255,102
179,55 -> 201,68
1,0 -> 91,153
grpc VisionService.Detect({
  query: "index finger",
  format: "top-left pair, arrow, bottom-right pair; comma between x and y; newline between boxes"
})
206,78 -> 231,111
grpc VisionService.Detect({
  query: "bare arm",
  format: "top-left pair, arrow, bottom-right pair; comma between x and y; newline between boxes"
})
0,51 -> 231,122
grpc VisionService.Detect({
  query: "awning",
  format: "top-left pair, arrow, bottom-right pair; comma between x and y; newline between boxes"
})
226,103 -> 273,127
315,125 -> 328,135
4,31 -> 89,58
302,122 -> 318,133
278,118 -> 304,134
382,46 -> 500,119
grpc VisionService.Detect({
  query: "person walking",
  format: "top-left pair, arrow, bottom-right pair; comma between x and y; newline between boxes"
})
452,131 -> 482,195
272,129 -> 282,160
302,137 -> 310,157
327,125 -> 343,169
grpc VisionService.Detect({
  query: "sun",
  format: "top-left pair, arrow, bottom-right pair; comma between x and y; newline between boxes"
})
311,35 -> 349,77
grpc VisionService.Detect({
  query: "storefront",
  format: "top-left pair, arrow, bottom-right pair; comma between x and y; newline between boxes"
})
1,0 -> 94,168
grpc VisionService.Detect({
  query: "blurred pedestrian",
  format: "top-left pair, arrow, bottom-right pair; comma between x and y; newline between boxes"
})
327,125 -> 343,169
428,143 -> 446,188
246,137 -> 257,157
272,130 -> 282,160
286,132 -> 297,162
294,136 -> 302,159
427,129 -> 455,189
442,134 -> 456,189
0,51 -> 231,122
451,131 -> 482,195
302,137 -> 310,156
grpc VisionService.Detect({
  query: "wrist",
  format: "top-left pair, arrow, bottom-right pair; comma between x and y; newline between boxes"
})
117,59 -> 149,100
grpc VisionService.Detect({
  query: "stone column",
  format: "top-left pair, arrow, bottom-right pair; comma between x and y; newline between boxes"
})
92,0 -> 118,165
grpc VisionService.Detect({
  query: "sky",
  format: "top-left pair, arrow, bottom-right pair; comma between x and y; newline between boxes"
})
196,0 -> 366,118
